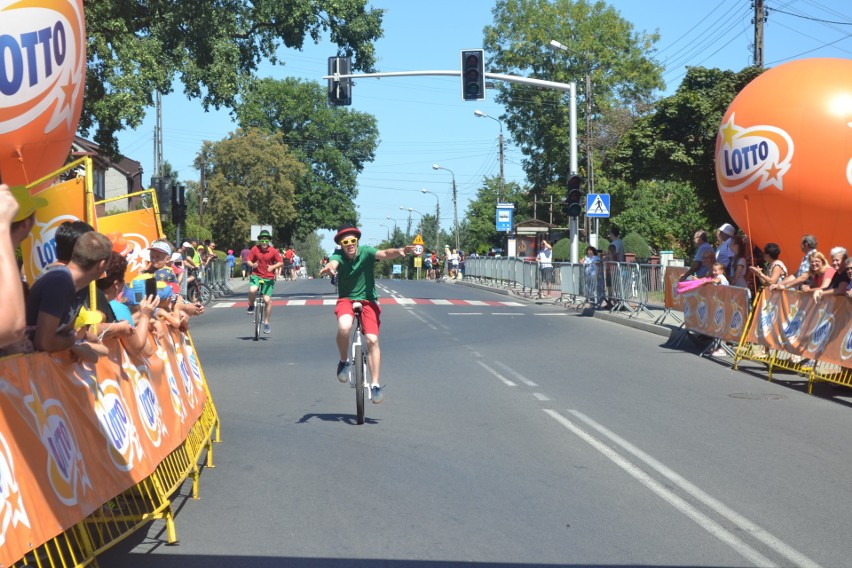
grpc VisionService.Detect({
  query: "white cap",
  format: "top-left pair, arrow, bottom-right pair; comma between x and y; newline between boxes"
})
718,223 -> 735,237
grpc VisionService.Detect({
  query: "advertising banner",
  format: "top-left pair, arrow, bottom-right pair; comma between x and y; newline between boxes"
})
0,330 -> 208,567
680,284 -> 750,343
97,207 -> 162,282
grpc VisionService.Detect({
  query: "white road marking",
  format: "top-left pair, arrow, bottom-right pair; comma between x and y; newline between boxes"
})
395,297 -> 415,305
546,409 -> 821,568
431,299 -> 453,305
492,312 -> 523,316
405,308 -> 437,330
214,302 -> 235,308
534,313 -> 567,316
467,300 -> 488,306
494,361 -> 538,387
288,299 -> 306,306
448,312 -> 483,315
532,392 -> 551,401
476,360 -> 516,387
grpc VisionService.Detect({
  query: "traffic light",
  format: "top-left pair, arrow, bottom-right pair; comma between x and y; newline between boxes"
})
327,56 -> 352,106
172,183 -> 186,225
563,174 -> 583,217
460,49 -> 485,101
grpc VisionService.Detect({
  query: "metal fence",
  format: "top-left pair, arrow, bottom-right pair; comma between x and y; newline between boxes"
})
465,257 -> 668,317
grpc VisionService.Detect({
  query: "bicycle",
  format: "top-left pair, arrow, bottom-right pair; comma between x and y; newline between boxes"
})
348,301 -> 370,424
252,291 -> 266,341
186,275 -> 212,306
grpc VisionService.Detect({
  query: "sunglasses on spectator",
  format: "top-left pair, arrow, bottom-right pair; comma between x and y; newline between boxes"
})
259,239 -> 270,244
340,237 -> 358,246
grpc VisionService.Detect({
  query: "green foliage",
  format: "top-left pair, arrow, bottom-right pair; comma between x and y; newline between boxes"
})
552,238 -> 571,262
293,232 -> 326,277
622,232 -> 652,261
603,66 -> 764,225
483,0 -> 664,193
81,1 -> 384,156
197,128 -> 304,250
460,177 -> 530,254
606,179 -> 709,258
234,78 -> 380,241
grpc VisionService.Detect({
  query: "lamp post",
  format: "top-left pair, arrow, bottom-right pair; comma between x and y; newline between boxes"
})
474,110 -> 504,201
432,164 -> 459,250
421,187 -> 440,252
379,223 -> 390,241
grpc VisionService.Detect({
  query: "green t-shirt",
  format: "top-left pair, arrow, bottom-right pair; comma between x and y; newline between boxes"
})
330,246 -> 378,301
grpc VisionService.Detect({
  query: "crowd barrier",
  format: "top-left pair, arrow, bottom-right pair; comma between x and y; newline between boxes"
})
2,328 -> 220,567
465,257 -> 667,318
202,259 -> 234,298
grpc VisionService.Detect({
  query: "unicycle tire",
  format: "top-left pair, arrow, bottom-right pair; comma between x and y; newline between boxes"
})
355,344 -> 365,425
254,300 -> 262,341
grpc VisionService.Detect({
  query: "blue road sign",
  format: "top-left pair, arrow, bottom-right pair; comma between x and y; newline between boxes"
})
586,193 -> 610,218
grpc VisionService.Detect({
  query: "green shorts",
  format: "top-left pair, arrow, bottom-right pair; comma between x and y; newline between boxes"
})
249,274 -> 275,296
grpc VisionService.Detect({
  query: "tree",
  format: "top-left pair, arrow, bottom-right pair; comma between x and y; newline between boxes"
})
81,1 -> 384,156
483,0 -> 663,193
604,66 -> 764,225
196,128 -> 305,248
461,177 -> 530,254
234,78 -> 380,241
606,179 -> 710,259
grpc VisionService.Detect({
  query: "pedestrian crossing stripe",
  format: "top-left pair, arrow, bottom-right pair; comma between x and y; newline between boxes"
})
588,195 -> 609,215
215,298 -> 525,308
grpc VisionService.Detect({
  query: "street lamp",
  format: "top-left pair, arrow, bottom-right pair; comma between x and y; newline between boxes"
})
421,188 -> 440,252
432,164 -> 459,250
548,39 -> 594,197
474,110 -> 504,201
400,206 -> 423,237
379,223 -> 390,241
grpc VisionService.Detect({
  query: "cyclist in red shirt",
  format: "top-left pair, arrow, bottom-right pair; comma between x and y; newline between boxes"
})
246,230 -> 283,334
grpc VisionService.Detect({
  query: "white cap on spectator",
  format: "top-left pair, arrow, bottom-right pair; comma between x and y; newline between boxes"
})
149,241 -> 173,256
182,241 -> 191,248
171,252 -> 183,261
718,223 -> 735,237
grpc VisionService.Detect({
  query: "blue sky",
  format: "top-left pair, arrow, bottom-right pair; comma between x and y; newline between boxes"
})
115,0 -> 852,253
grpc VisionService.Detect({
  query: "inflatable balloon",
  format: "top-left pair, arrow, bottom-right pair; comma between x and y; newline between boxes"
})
0,0 -> 86,190
715,58 -> 852,271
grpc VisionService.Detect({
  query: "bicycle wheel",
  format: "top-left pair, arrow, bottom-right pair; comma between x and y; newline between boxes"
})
354,341 -> 365,425
198,283 -> 213,306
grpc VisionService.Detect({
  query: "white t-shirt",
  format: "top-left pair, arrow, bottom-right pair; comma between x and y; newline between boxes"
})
537,248 -> 553,268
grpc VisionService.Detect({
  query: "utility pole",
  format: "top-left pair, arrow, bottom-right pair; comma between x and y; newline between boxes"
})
753,0 -> 765,67
498,129 -> 505,201
452,177 -> 459,251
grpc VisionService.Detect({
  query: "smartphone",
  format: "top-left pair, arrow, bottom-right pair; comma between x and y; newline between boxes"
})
145,278 -> 158,298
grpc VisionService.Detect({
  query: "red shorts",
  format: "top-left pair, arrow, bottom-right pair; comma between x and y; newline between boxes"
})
335,299 -> 381,336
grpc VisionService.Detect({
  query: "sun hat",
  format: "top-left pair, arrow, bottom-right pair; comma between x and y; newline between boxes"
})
149,240 -> 173,256
718,223 -> 736,237
10,185 -> 48,222
257,229 -> 272,241
334,223 -> 361,244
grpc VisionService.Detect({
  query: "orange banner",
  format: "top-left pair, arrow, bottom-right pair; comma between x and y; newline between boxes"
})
664,266 -> 688,310
18,177 -> 88,283
746,289 -> 852,367
96,207 -> 163,281
0,329 -> 208,567
680,284 -> 750,343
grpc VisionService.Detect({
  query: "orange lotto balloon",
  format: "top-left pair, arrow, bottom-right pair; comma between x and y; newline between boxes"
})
715,58 -> 852,270
0,0 -> 86,189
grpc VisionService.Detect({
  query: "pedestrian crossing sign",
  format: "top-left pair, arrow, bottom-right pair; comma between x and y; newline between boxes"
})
585,193 -> 610,218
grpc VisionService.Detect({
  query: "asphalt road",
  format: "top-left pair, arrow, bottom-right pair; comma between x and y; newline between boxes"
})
101,277 -> 852,568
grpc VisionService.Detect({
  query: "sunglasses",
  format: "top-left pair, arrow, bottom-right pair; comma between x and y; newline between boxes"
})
259,239 -> 270,244
340,237 -> 359,246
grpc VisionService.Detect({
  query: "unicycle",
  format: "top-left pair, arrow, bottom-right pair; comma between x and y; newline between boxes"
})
253,294 -> 265,341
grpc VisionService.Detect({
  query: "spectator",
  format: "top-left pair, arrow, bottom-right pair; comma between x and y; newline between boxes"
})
226,249 -> 235,278
2,185 -> 47,350
772,250 -> 833,292
582,245 -> 601,304
783,234 -> 818,285
702,262 -> 730,286
450,248 -> 460,279
749,243 -> 787,289
170,252 -> 185,287
95,252 -> 154,350
608,226 -> 625,262
716,223 -> 736,273
728,235 -> 748,288
537,239 -> 554,285
43,220 -> 94,272
240,244 -> 251,280
679,230 -> 715,280
26,231 -> 112,358
813,247 -> 850,303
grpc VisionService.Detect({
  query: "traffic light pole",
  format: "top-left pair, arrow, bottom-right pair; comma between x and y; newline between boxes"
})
324,68 -> 579,261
